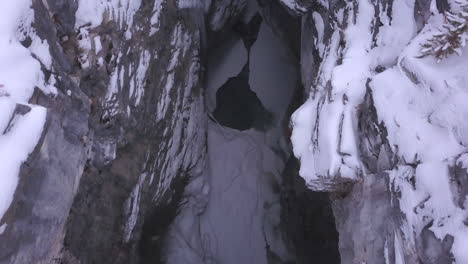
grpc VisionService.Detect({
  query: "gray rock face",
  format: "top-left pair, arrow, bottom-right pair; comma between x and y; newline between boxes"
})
1,0 -> 207,263
208,0 -> 247,31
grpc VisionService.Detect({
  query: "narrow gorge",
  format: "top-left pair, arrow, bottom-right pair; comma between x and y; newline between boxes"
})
0,0 -> 467,264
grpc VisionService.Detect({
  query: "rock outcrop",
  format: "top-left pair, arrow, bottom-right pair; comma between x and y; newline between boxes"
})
1,1 -> 207,263
288,0 -> 468,263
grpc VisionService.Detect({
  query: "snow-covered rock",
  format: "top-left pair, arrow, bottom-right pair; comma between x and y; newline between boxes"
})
0,0 -> 208,263
291,0 -> 468,262
208,0 -> 247,31
278,0 -> 316,15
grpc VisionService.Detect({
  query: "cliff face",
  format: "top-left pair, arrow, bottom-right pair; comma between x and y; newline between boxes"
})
0,0 -> 467,264
0,1 -> 208,263
285,0 -> 468,263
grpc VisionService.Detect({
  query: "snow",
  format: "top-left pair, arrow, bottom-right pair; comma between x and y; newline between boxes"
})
178,0 -> 206,9
0,105 -> 47,221
75,0 -> 142,29
155,22 -> 193,122
132,50 -> 151,105
374,17 -> 468,261
389,162 -> 468,262
291,0 -> 377,186
75,0 -> 143,70
0,38 -> 52,101
76,0 -> 159,119
123,173 -> 147,242
103,47 -> 152,117
150,0 -> 165,36
29,38 -> 53,70
291,29 -> 342,186
0,0 -> 51,222
383,239 -> 390,264
0,223 -> 6,235
394,232 -> 406,264
370,7 -> 468,163
278,0 -> 308,14
150,19 -> 205,204
75,1 -> 104,28
102,52 -> 123,118
312,12 -> 325,56
93,36 -> 102,54
291,0 -> 421,188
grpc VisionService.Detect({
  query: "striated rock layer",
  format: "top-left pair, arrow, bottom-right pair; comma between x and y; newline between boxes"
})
0,0 -> 209,263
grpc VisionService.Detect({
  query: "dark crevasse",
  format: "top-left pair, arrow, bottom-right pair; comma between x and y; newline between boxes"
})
160,1 -> 341,263
281,157 -> 341,264
212,62 -> 273,131
212,13 -> 272,132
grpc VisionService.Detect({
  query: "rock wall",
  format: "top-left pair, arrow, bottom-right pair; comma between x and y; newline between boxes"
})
286,0 -> 468,263
0,0 -> 210,263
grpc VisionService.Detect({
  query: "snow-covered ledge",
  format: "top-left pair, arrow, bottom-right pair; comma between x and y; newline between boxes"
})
0,0 -> 54,222
290,0 -> 390,192
278,0 -> 315,15
288,0 -> 466,194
